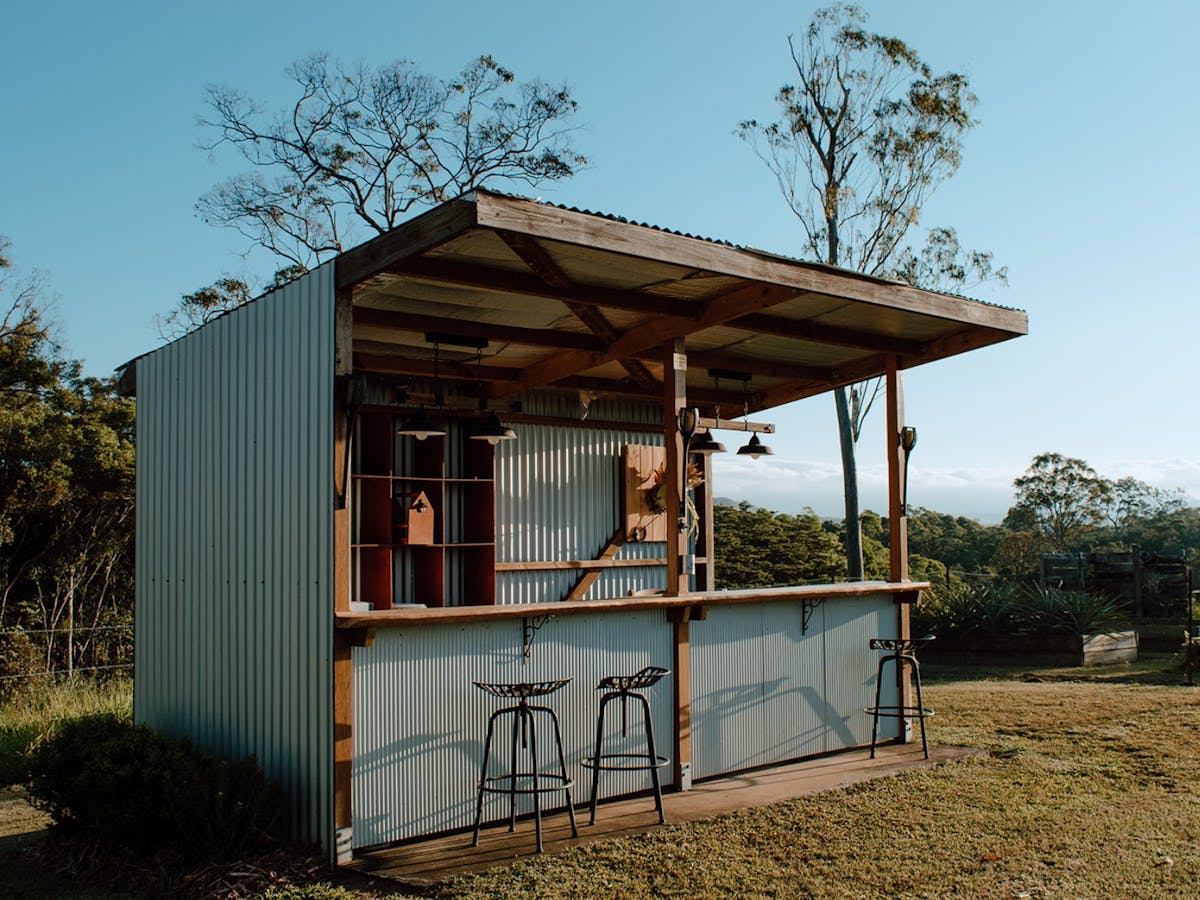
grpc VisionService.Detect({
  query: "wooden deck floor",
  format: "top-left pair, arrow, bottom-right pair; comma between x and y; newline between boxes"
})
345,743 -> 978,887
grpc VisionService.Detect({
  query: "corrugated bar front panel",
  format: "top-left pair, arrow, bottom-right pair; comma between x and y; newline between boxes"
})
133,265 -> 335,848
495,394 -> 665,605
689,594 -> 897,780
351,609 -> 673,848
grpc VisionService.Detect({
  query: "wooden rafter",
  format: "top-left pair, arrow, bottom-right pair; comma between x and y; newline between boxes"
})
498,230 -> 659,392
501,282 -> 801,398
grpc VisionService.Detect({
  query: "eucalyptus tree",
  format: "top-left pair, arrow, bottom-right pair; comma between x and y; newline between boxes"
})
737,5 -> 1000,578
196,52 -> 585,278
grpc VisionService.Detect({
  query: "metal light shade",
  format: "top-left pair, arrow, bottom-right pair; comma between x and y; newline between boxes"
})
690,430 -> 726,455
900,425 -> 918,453
470,411 -> 516,445
737,433 -> 774,458
396,407 -> 445,441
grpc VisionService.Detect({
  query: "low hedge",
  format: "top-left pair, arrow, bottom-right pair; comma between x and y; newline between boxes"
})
27,713 -> 281,860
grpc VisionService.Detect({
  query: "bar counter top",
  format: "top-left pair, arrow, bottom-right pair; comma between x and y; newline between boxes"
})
334,580 -> 929,629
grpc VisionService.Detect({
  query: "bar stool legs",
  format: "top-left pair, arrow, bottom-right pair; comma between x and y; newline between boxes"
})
865,637 -> 934,760
472,679 -> 577,854
582,665 -> 670,825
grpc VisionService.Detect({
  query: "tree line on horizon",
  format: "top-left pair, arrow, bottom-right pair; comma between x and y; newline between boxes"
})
713,452 -> 1195,594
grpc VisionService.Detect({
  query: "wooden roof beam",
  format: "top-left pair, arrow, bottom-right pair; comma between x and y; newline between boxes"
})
390,257 -> 698,319
497,230 -> 660,392
731,313 -> 928,357
499,282 -> 802,397
353,307 -> 604,352
336,198 -> 478,289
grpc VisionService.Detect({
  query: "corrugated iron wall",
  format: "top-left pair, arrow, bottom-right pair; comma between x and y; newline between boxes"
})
133,265 -> 334,848
689,594 -> 898,779
495,392 -> 666,604
351,609 -> 674,848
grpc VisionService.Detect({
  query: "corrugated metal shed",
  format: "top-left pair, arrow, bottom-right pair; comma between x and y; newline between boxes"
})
133,265 -> 335,846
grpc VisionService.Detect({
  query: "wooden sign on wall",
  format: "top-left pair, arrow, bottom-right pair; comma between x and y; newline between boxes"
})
624,444 -> 667,543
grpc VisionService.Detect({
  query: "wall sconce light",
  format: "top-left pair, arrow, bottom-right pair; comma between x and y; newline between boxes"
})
900,425 -> 918,514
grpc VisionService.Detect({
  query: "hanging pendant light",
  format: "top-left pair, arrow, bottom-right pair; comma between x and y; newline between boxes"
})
468,346 -> 517,444
690,429 -> 726,455
397,340 -> 447,440
471,410 -> 517,445
737,433 -> 774,458
396,406 -> 445,440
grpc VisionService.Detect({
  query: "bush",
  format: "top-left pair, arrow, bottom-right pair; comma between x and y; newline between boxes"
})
0,628 -> 43,704
27,713 -> 281,860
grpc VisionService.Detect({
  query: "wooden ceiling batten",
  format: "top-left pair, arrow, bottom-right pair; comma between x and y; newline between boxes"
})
730,313 -> 927,356
353,352 -> 523,384
353,307 -> 604,352
633,347 -> 835,384
391,257 -> 698,318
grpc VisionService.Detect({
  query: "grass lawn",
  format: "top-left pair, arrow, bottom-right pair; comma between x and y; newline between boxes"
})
2,663 -> 1198,898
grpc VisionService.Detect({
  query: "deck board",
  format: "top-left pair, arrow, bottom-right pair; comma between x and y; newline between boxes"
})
345,743 -> 978,887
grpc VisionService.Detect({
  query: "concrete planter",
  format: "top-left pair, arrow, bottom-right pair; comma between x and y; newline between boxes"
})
925,630 -> 1138,667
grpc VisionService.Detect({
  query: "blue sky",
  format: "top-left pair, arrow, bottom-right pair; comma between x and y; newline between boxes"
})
3,0 -> 1197,521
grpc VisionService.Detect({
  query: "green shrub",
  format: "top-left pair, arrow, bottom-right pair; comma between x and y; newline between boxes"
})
0,676 -> 131,788
27,713 -> 281,860
0,628 -> 43,704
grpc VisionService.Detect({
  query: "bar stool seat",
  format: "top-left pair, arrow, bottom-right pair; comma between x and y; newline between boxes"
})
865,636 -> 934,759
472,678 -> 578,853
581,665 -> 670,825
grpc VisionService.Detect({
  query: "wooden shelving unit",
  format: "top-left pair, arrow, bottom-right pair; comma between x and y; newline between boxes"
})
351,410 -> 496,609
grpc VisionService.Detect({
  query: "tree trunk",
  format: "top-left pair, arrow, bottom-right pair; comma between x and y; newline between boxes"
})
835,386 -> 864,580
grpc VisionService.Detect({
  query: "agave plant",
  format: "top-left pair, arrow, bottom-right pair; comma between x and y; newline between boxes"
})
1019,585 -> 1130,637
915,580 -> 1023,636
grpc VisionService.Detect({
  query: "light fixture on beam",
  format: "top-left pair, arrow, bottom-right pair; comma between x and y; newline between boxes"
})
737,433 -> 774,458
472,410 -> 517,445
467,344 -> 517,444
397,337 -> 449,440
690,429 -> 726,455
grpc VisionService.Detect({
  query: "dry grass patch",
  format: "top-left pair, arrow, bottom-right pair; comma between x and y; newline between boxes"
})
436,680 -> 1200,899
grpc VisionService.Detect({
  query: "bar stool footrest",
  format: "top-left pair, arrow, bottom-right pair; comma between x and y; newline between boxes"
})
864,705 -> 934,719
478,773 -> 574,795
581,753 -> 670,772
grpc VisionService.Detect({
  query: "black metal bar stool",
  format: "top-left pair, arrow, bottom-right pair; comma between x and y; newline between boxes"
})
471,678 -> 578,853
581,665 -> 670,825
865,636 -> 934,759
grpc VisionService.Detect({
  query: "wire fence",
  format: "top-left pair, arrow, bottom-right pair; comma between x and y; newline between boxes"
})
0,623 -> 133,684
